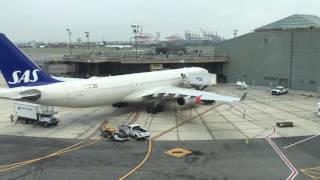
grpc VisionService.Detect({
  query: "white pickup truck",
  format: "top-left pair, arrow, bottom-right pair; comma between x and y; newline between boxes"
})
120,124 -> 150,140
271,86 -> 289,95
236,81 -> 248,90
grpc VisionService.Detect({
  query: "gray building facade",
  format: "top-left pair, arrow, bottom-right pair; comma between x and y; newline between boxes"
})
215,14 -> 320,91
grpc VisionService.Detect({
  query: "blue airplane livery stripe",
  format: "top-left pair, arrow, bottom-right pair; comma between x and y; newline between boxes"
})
0,33 -> 61,88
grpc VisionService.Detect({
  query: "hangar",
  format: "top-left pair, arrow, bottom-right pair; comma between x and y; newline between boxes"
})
215,14 -> 320,91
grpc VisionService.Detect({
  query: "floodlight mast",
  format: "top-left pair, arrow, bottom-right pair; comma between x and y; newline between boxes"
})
131,25 -> 140,59
66,29 -> 72,56
85,31 -> 90,52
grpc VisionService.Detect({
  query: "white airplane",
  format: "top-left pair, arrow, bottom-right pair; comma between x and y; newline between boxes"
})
105,45 -> 132,49
0,33 -> 246,113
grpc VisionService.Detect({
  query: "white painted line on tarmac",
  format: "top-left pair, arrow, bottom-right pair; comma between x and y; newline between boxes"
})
283,134 -> 320,149
265,124 -> 298,180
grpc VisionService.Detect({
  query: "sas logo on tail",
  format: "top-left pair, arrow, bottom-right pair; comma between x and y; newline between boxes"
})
8,69 -> 40,85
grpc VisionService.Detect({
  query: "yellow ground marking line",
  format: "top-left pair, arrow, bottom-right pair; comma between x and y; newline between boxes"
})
0,114 -> 118,174
128,112 -> 140,125
118,103 -> 226,180
165,147 -> 192,158
118,140 -> 153,180
0,138 -> 102,174
0,135 -> 99,169
301,167 -> 320,170
0,110 -> 141,174
301,169 -> 320,180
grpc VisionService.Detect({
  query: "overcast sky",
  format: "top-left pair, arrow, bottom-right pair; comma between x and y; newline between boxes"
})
1,0 -> 320,42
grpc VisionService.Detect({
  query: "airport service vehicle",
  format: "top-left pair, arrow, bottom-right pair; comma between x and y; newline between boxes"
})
276,122 -> 294,128
236,81 -> 248,90
100,127 -> 129,142
14,102 -> 58,127
186,73 -> 216,90
121,124 -> 150,140
271,86 -> 289,95
0,33 -> 245,114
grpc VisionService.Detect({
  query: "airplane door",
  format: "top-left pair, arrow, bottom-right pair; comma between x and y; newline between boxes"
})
180,73 -> 187,85
66,87 -> 75,99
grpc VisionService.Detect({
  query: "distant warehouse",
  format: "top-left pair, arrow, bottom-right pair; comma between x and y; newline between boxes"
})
215,14 -> 320,91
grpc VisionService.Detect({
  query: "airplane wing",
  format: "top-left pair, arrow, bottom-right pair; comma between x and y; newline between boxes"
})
124,86 -> 246,103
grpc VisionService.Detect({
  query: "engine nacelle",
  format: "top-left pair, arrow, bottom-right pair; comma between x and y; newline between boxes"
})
176,97 -> 200,106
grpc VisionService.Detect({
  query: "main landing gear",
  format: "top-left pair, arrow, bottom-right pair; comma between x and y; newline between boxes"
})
146,103 -> 164,114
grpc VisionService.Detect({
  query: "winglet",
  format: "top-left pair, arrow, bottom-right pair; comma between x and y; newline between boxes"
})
240,92 -> 247,101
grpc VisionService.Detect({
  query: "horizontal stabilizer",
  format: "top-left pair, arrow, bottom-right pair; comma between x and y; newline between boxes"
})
12,89 -> 41,101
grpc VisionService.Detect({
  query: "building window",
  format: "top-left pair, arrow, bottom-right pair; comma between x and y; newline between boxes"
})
310,80 -> 316,85
264,77 -> 277,81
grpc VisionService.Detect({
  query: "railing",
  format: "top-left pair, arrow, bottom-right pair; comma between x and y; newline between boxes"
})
62,52 -> 229,62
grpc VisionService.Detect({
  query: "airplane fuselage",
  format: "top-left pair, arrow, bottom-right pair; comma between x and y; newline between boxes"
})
7,67 -> 207,108
0,33 -> 242,110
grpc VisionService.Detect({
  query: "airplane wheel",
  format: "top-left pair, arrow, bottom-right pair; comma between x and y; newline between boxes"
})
147,104 -> 164,114
156,105 -> 164,112
146,107 -> 153,113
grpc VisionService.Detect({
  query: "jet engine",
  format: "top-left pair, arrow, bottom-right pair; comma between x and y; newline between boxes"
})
176,96 -> 201,106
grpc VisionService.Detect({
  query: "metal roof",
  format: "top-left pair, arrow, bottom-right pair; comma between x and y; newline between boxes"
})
255,14 -> 320,32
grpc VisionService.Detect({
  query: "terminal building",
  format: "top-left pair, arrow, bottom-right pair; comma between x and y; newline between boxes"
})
45,50 -> 229,82
44,14 -> 320,92
215,14 -> 320,91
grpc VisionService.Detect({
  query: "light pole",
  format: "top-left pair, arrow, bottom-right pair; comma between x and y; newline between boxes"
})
66,29 -> 72,56
131,25 -> 140,59
233,30 -> 238,38
85,31 -> 90,52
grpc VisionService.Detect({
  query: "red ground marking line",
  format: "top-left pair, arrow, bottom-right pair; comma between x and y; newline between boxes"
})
265,124 -> 298,180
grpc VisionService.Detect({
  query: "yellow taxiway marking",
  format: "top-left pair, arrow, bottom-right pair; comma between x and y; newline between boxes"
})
165,147 -> 192,158
301,167 -> 320,180
118,103 -> 228,180
118,140 -> 153,180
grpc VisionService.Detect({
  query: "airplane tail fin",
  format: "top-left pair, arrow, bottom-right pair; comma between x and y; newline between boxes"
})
0,33 -> 60,88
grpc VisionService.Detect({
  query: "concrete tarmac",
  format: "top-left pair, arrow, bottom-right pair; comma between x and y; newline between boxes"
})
1,74 -> 320,179
0,119 -> 318,180
0,135 -> 318,180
